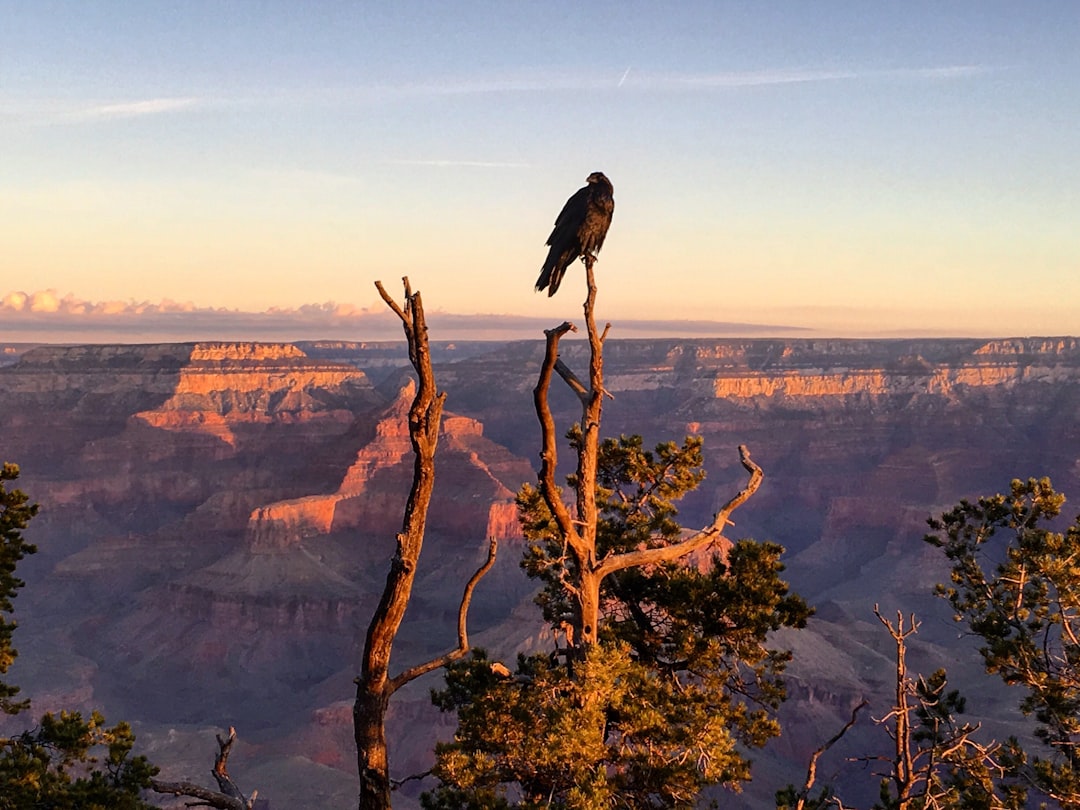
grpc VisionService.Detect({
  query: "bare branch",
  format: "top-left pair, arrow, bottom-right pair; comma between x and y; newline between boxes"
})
534,321 -> 583,552
596,444 -> 763,577
391,769 -> 433,790
390,538 -> 499,691
553,358 -> 589,405
361,279 -> 445,686
151,726 -> 253,810
356,278 -> 446,810
150,779 -> 245,810
211,727 -> 246,800
792,700 -> 869,809
374,280 -> 407,323
873,605 -> 920,640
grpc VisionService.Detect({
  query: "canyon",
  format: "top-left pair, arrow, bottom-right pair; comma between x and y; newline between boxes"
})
2,336 -> 1079,808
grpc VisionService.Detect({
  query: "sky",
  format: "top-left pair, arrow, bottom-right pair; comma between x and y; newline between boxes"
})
2,2 -> 1079,341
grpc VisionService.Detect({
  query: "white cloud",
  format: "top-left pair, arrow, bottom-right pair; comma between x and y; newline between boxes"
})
346,64 -> 990,99
641,68 -> 859,89
27,290 -> 61,313
0,290 -> 795,342
75,97 -> 201,121
1,291 -> 29,311
1,290 -> 204,318
631,65 -> 989,90
0,96 -> 204,126
2,64 -> 984,130
894,65 -> 990,79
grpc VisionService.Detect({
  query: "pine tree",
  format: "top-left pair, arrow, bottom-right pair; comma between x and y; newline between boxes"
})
425,432 -> 809,809
926,477 -> 1080,807
0,462 -> 37,716
0,463 -> 159,809
424,255 -> 808,808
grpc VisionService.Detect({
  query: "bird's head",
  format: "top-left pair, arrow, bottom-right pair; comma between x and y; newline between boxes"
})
586,171 -> 609,185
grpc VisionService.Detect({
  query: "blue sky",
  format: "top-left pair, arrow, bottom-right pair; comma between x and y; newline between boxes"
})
3,2 -> 1079,340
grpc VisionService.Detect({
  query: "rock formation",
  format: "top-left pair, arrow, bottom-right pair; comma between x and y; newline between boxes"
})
2,336 -> 1079,809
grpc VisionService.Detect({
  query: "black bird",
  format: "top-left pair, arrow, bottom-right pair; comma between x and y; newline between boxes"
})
535,172 -> 614,296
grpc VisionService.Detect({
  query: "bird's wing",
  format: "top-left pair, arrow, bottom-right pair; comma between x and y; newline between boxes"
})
546,186 -> 590,247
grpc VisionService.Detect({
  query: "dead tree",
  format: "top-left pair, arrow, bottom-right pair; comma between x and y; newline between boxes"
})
779,700 -> 867,810
532,256 -> 763,655
354,278 -> 497,810
880,609 -> 920,808
151,727 -> 255,810
858,607 -> 1006,810
781,607 -> 1015,809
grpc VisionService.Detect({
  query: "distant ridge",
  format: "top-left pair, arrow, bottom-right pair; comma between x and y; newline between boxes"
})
0,309 -> 807,344
4,335 -> 1080,809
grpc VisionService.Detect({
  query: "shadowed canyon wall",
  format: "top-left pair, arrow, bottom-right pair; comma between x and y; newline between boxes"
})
2,337 -> 1079,808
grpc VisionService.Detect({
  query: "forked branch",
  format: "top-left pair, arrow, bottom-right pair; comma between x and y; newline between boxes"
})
390,537 -> 499,690
362,279 -> 446,692
356,278 -> 500,810
151,727 -> 255,810
532,258 -> 766,654
356,277 -> 446,810
596,444 -> 763,577
790,700 -> 868,810
534,321 -> 583,552
553,358 -> 589,404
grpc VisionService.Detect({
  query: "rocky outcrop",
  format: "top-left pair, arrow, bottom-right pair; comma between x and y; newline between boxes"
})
2,343 -> 193,393
485,501 -> 524,544
973,337 -> 1080,355
247,496 -> 346,552
336,384 -> 414,495
430,337 -> 1080,423
241,382 -> 528,551
132,342 -> 379,443
0,342 -> 382,477
6,336 -> 1080,810
555,337 -> 1080,402
707,352 -> 1080,400
327,398 -> 529,540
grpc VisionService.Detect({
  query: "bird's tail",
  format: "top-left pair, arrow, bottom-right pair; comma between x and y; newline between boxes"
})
534,265 -> 554,294
544,265 -> 565,297
536,251 -> 575,296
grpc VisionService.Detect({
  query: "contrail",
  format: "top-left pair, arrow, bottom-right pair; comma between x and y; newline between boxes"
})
385,159 -> 530,168
618,67 -> 631,88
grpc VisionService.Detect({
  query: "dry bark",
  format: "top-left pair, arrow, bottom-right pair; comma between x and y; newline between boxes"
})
788,700 -> 868,810
354,278 -> 497,810
151,727 -> 254,809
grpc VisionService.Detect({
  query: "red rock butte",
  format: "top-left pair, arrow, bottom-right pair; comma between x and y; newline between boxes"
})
3,335 -> 1080,809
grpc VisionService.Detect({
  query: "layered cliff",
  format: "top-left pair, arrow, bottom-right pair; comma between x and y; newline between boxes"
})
522,336 -> 1080,401
0,340 -> 542,810
242,381 -> 528,553
2,342 -> 380,474
4,336 -> 1080,810
699,337 -> 1080,401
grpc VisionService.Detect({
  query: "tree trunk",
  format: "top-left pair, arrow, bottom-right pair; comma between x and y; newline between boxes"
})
353,279 -> 497,810
354,280 -> 442,810
564,259 -> 606,654
355,682 -> 392,810
577,569 -> 602,649
532,259 -> 763,664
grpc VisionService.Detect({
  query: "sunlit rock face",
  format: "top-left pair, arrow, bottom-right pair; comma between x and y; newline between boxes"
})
2,336 -> 1080,809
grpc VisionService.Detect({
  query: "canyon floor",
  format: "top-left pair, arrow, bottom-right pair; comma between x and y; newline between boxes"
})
2,336 -> 1079,808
